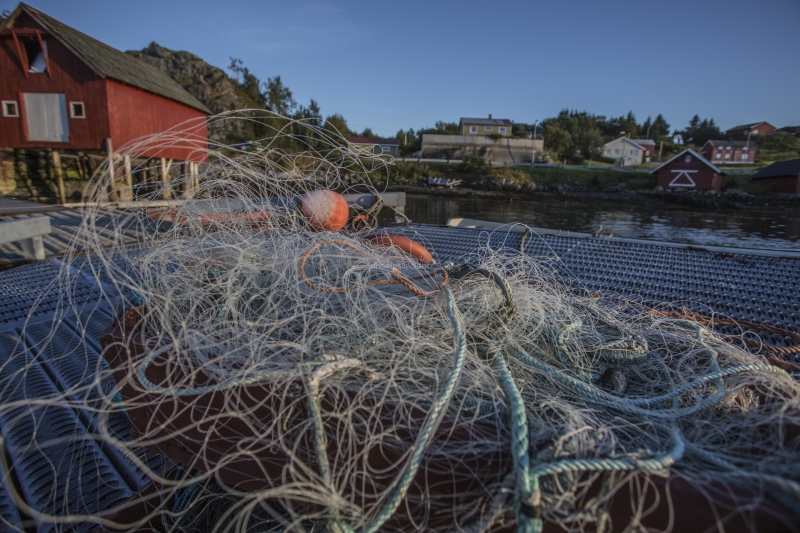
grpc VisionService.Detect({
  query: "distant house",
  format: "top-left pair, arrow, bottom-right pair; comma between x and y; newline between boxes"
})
603,137 -> 646,166
699,140 -> 757,165
725,122 -> 776,138
749,159 -> 800,194
460,115 -> 513,137
0,4 -> 209,161
650,149 -> 724,191
775,126 -> 800,135
346,136 -> 399,157
630,139 -> 656,159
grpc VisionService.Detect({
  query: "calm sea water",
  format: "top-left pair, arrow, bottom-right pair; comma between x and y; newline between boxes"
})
400,195 -> 800,252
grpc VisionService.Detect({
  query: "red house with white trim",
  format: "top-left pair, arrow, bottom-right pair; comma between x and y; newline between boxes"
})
649,149 -> 725,191
0,3 -> 209,162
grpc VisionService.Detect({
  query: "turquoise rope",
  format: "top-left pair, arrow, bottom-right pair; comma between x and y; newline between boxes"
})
530,427 -> 684,479
508,348 -> 788,417
494,351 -> 539,533
310,285 -> 467,533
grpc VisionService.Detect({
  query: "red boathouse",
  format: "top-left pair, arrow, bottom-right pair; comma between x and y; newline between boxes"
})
0,3 -> 210,202
650,149 -> 725,191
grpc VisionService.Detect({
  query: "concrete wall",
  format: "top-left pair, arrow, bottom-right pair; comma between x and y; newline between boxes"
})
421,134 -> 542,163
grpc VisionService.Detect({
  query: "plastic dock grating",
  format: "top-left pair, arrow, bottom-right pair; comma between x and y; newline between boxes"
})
0,223 -> 798,530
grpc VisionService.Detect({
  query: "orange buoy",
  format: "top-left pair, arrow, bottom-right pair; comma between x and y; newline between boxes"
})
362,234 -> 434,265
299,190 -> 349,231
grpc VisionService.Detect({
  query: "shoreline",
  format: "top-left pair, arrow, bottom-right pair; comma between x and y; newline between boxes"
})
385,183 -> 800,212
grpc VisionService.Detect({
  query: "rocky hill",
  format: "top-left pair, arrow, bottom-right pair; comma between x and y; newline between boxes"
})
127,43 -> 259,142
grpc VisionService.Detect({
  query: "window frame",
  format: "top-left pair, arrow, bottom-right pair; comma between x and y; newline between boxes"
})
469,125 -> 477,133
484,126 -> 493,131
684,155 -> 691,162
2,101 -> 19,117
498,126 -> 507,134
70,101 -> 86,119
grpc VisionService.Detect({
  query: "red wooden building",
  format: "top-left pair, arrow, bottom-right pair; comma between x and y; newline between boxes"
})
699,140 -> 757,165
649,149 -> 725,191
1,3 -> 210,201
749,159 -> 800,194
724,121 -> 775,139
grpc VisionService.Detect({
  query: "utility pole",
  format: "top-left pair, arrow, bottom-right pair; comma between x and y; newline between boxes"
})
531,121 -> 538,166
742,131 -> 751,171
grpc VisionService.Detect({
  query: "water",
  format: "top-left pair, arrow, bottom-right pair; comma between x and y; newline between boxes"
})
403,195 -> 800,252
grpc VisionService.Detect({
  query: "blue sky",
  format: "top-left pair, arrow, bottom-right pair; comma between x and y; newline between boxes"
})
4,0 -> 800,136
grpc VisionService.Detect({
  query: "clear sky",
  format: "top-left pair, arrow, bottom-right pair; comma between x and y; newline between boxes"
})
4,0 -> 800,136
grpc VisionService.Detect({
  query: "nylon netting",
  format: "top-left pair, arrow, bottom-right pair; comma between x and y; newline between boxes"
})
5,113 -> 800,533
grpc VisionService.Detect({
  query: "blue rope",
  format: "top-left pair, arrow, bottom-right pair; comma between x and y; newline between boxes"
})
309,285 -> 467,533
494,351 -> 540,533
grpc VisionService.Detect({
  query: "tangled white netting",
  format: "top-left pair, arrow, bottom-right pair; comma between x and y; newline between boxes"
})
6,113 -> 800,532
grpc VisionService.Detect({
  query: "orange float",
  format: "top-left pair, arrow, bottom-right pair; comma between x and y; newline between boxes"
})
362,234 -> 434,265
299,190 -> 349,231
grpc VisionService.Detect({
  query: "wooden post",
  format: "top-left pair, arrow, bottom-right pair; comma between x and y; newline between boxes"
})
105,138 -> 115,202
160,157 -> 172,200
52,150 -> 66,205
123,155 -> 133,202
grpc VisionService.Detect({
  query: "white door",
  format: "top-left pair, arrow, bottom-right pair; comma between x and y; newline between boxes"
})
23,93 -> 69,142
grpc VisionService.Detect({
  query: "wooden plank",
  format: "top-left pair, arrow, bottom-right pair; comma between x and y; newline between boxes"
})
11,31 -> 28,78
105,138 -> 114,202
52,150 -> 66,205
160,157 -> 172,200
35,30 -> 51,78
122,155 -> 133,202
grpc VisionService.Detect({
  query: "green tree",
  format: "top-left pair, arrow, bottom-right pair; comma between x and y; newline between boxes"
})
323,114 -> 351,140
680,116 -> 724,146
264,75 -> 296,116
0,9 -> 11,24
227,57 -> 267,108
543,124 -> 573,162
651,114 -> 671,140
360,128 -> 375,138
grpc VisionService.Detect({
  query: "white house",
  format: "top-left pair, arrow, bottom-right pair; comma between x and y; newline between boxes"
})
603,137 -> 647,166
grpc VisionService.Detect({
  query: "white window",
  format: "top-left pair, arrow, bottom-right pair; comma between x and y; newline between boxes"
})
605,149 -> 611,155
716,153 -> 721,159
752,129 -> 758,134
743,147 -> 749,151
70,102 -> 85,118
685,155 -> 691,162
742,154 -> 748,160
724,153 -> 730,159
632,149 -> 638,155
726,146 -> 731,150
2,101 -> 18,117
498,127 -> 506,134
484,126 -> 492,131
615,149 -> 620,154
23,92 -> 69,142
469,126 -> 477,133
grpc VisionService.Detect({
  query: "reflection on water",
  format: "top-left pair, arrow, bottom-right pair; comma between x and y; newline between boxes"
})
404,195 -> 800,251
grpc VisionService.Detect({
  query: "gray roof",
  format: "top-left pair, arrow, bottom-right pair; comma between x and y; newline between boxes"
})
649,149 -> 723,175
460,117 -> 513,126
5,4 -> 209,113
750,159 -> 800,180
630,139 -> 656,146
703,140 -> 758,148
726,121 -> 773,132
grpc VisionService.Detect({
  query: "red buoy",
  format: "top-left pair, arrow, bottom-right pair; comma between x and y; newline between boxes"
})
299,190 -> 349,231
362,234 -> 434,264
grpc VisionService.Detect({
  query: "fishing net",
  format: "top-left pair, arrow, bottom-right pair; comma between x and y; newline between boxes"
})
4,113 -> 800,532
